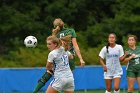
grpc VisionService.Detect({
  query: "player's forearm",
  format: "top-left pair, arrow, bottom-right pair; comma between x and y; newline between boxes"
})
120,54 -> 127,62
123,56 -> 133,63
46,62 -> 53,70
46,65 -> 52,70
99,58 -> 106,67
74,45 -> 83,61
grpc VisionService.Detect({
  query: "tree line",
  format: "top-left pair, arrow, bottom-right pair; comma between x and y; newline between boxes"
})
0,0 -> 140,67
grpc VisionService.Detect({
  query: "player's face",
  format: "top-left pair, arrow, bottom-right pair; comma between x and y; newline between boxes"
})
128,37 -> 136,47
47,40 -> 57,51
108,34 -> 116,44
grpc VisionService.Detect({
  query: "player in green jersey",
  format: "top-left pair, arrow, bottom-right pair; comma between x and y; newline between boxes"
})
123,35 -> 140,93
33,18 -> 85,93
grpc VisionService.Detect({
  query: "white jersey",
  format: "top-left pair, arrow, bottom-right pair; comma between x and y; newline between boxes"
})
48,47 -> 73,78
99,44 -> 124,77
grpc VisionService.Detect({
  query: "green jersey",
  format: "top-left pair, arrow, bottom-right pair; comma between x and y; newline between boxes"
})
57,28 -> 77,55
126,46 -> 140,72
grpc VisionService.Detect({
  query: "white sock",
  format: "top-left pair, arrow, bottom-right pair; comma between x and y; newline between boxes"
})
105,90 -> 111,93
114,89 -> 120,93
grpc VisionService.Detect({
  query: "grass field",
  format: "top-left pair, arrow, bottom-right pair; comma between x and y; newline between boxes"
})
4,90 -> 139,93
75,90 -> 139,93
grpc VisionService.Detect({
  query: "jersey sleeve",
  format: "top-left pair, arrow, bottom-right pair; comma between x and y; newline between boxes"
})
47,52 -> 55,63
119,45 -> 124,57
99,46 -> 106,59
71,29 -> 77,38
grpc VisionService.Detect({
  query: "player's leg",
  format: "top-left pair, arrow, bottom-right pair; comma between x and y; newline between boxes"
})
127,71 -> 136,93
104,74 -> 112,93
136,71 -> 140,93
65,91 -> 74,93
114,76 -> 121,93
137,77 -> 140,93
127,77 -> 135,93
64,77 -> 74,93
127,77 -> 135,92
33,71 -> 52,93
46,85 -> 58,93
104,76 -> 112,93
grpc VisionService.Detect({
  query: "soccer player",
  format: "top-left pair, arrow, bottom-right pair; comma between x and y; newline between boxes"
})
123,35 -> 140,93
33,18 -> 85,93
46,35 -> 74,93
99,33 -> 125,93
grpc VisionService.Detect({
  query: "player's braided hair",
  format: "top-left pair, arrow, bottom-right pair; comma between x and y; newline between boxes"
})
106,43 -> 110,53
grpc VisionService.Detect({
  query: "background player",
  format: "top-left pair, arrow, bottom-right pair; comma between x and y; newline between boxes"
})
99,33 -> 125,93
123,35 -> 140,93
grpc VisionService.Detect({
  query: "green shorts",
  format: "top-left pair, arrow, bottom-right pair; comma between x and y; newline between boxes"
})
127,70 -> 140,78
69,58 -> 75,71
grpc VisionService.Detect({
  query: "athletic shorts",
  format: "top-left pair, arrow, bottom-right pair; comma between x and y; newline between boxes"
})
104,72 -> 121,79
127,70 -> 140,78
50,77 -> 74,92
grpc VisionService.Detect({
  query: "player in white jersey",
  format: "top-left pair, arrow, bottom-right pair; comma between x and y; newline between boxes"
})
99,33 -> 125,93
45,35 -> 74,93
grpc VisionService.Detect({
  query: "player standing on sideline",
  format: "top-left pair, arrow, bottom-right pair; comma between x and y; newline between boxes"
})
33,18 -> 85,93
46,35 -> 74,93
123,35 -> 140,93
99,33 -> 125,93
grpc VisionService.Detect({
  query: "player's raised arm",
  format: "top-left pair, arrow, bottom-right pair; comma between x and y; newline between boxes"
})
72,38 -> 85,66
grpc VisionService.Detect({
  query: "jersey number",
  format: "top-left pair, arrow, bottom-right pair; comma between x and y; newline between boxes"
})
61,55 -> 69,67
135,58 -> 140,65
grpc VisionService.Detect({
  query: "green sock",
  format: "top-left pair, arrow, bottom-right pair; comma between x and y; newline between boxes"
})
33,82 -> 45,93
33,72 -> 52,93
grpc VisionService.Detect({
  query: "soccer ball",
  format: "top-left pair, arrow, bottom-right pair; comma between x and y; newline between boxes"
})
24,36 -> 37,47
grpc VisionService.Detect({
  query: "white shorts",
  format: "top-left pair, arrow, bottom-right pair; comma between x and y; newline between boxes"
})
50,77 -> 74,92
104,72 -> 121,79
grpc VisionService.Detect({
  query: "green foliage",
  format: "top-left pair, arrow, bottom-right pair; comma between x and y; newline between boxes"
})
0,0 -> 140,67
0,45 -> 49,67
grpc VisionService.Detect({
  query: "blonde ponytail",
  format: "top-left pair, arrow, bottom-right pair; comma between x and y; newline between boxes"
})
60,35 -> 72,51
